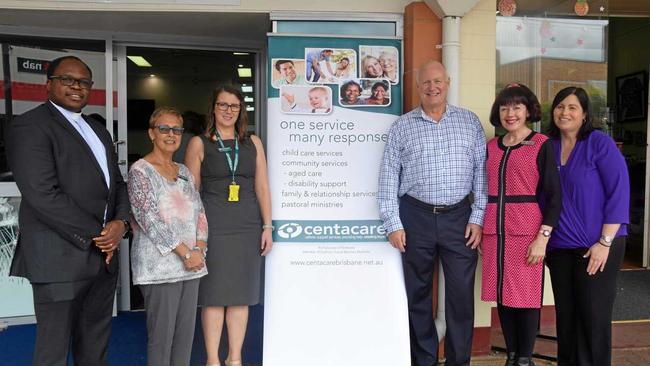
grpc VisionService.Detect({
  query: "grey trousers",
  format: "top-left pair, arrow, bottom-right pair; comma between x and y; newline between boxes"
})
140,278 -> 201,366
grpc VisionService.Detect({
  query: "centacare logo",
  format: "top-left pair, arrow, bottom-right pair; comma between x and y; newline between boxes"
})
272,220 -> 388,242
277,222 -> 303,239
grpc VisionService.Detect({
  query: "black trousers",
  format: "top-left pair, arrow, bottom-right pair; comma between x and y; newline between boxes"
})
31,265 -> 118,366
400,196 -> 478,366
545,238 -> 625,366
497,304 -> 540,358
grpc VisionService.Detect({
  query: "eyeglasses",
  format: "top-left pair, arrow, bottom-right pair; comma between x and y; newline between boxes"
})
152,125 -> 184,135
48,75 -> 94,89
215,102 -> 242,112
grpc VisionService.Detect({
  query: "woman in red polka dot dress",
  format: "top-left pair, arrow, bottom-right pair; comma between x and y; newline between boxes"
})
481,84 -> 562,366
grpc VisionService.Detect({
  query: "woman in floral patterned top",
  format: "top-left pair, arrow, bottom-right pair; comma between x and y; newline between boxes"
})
128,107 -> 208,366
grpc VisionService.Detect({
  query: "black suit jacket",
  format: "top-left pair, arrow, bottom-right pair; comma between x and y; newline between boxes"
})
7,102 -> 129,283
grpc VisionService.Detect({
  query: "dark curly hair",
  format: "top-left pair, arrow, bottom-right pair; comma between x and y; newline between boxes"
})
489,83 -> 542,127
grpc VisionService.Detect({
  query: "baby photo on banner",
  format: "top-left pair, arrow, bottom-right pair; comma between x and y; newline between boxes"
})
280,85 -> 333,115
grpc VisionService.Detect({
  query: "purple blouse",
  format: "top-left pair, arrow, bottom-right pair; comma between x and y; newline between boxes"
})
548,130 -> 629,250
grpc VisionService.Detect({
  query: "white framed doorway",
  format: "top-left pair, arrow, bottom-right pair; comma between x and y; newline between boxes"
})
112,42 -> 266,310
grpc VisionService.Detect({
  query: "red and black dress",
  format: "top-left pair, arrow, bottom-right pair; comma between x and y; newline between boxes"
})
481,131 -> 561,308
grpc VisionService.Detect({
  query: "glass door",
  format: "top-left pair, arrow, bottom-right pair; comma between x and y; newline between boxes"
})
113,44 -> 260,310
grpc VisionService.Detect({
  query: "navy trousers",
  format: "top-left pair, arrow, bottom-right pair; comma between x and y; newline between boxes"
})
400,196 -> 478,366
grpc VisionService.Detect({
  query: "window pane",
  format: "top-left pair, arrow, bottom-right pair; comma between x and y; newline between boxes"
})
277,21 -> 396,37
496,16 -> 608,134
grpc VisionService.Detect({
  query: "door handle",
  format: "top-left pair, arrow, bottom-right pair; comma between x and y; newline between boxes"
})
118,160 -> 127,166
114,139 -> 126,146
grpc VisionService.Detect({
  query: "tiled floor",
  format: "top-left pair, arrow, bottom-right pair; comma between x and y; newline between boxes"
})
477,319 -> 650,366
471,347 -> 650,366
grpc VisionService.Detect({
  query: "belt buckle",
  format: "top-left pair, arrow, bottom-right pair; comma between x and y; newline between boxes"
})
432,206 -> 443,214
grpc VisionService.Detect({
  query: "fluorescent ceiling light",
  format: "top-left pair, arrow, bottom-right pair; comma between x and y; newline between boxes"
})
233,52 -> 250,55
127,56 -> 152,67
242,86 -> 253,93
244,96 -> 254,102
238,68 -> 252,77
246,106 -> 255,111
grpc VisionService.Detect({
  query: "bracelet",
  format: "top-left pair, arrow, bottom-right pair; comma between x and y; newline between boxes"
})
262,224 -> 275,231
598,240 -> 612,248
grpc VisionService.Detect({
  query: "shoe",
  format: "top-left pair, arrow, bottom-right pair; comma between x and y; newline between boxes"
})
516,357 -> 536,366
504,352 -> 517,366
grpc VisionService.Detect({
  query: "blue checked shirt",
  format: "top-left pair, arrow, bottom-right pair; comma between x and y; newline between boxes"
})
378,105 -> 487,233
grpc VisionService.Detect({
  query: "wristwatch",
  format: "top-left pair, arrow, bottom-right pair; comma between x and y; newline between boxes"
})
192,246 -> 207,258
121,219 -> 131,238
539,229 -> 551,238
183,251 -> 192,260
600,235 -> 614,244
262,224 -> 275,231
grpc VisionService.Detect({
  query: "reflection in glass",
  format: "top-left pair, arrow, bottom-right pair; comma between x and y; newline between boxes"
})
496,16 -> 609,133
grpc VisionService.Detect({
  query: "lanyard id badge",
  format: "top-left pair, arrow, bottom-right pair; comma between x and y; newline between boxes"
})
228,183 -> 240,202
215,132 -> 240,202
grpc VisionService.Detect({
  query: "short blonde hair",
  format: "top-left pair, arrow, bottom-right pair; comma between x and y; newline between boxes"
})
149,106 -> 183,127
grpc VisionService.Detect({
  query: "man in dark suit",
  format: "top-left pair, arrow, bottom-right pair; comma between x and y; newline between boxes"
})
7,56 -> 129,365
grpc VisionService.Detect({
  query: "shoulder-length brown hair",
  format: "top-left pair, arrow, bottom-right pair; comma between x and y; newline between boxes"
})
204,85 -> 248,143
488,83 -> 542,127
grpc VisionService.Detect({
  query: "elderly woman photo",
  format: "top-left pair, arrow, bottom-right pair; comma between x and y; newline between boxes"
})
545,86 -> 629,366
185,85 -> 273,366
128,107 -> 208,366
378,51 -> 398,84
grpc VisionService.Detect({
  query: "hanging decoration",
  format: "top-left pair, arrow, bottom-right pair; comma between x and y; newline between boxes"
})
540,20 -> 553,40
574,0 -> 589,16
498,0 -> 517,17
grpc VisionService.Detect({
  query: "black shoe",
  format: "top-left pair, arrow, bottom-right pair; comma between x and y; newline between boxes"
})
516,357 -> 536,366
504,352 -> 517,366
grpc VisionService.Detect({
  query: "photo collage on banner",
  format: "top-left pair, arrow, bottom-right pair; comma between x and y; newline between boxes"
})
271,45 -> 399,115
264,36 -> 409,366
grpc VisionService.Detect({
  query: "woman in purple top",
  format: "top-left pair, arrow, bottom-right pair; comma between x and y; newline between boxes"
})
545,87 -> 629,366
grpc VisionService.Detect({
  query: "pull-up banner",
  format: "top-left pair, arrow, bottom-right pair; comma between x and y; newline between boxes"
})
264,35 -> 410,365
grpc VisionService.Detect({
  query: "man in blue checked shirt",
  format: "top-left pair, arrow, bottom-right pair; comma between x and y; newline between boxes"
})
378,60 -> 487,366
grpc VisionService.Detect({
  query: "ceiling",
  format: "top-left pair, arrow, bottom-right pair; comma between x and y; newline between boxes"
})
0,9 -> 270,48
126,47 -> 255,83
507,0 -> 650,17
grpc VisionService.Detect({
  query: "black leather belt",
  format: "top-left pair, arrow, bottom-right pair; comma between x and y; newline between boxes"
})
402,194 -> 470,214
487,195 -> 537,203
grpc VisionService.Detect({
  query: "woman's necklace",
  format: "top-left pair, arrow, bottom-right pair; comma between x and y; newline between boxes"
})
503,129 -> 531,146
